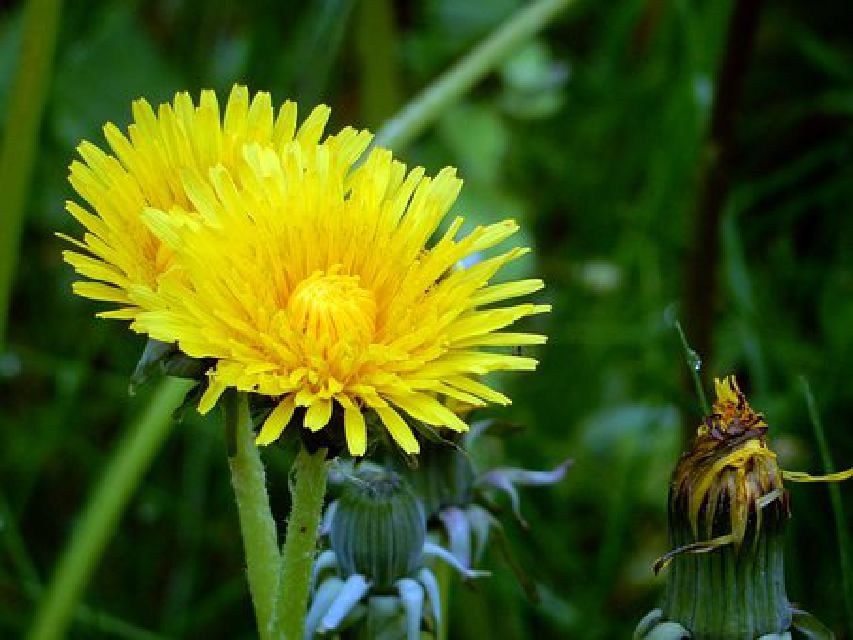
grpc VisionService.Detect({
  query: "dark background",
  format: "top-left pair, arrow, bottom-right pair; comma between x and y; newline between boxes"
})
1,0 -> 853,637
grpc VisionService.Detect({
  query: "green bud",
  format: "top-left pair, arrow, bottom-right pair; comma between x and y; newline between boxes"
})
331,469 -> 425,590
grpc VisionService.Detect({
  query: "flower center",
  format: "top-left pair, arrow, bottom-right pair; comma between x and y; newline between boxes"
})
287,269 -> 376,345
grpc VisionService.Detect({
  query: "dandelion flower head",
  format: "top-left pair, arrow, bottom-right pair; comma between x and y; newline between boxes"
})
65,86 -> 549,456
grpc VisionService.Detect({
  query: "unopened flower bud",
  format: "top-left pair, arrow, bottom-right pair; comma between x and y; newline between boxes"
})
331,469 -> 425,589
640,377 -> 794,639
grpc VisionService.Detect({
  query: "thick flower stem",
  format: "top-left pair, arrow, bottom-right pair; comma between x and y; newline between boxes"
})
276,444 -> 328,640
225,392 -> 280,640
28,377 -> 194,640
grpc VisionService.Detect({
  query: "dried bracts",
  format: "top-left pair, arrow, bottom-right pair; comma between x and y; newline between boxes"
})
636,377 -> 845,640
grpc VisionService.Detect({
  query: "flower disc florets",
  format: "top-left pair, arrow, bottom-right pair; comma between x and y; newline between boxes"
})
64,86 -> 550,456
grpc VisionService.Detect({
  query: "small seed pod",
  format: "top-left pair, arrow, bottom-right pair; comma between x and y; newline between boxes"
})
330,469 -> 426,590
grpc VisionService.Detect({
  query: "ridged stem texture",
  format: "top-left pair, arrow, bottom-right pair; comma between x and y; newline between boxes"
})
225,392 -> 281,640
276,445 -> 328,640
663,499 -> 791,638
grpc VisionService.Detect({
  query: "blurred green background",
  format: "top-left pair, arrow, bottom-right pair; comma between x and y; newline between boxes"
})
2,0 -> 853,637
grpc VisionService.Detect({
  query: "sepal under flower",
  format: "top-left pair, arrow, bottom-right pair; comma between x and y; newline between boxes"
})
400,421 -> 570,568
130,338 -> 212,393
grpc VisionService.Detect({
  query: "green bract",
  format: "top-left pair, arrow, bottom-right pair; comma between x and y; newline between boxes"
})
331,469 -> 426,590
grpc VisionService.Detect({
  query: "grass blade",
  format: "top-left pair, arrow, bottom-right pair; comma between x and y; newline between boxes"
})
0,0 -> 63,346
799,375 -> 853,635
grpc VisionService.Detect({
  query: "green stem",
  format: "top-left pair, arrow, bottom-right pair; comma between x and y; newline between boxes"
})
435,558 -> 451,640
27,377 -> 193,640
224,392 -> 281,640
373,0 -> 573,152
674,319 -> 711,416
0,0 -> 63,347
799,376 -> 853,635
275,444 -> 328,640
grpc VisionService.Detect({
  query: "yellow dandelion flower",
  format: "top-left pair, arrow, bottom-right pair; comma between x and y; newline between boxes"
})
62,85 -> 314,323
128,97 -> 549,456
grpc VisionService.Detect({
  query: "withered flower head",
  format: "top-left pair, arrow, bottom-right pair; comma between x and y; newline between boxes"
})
639,375 -> 849,639
671,375 -> 785,549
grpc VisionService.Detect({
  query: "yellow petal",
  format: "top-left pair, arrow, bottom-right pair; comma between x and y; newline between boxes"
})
256,396 -> 296,445
782,468 -> 853,483
198,377 -> 227,414
444,376 -> 511,405
296,104 -> 331,146
72,281 -> 131,304
452,332 -> 547,349
344,406 -> 367,456
304,398 -> 333,432
375,407 -> 419,454
389,392 -> 468,432
95,308 -> 137,320
224,85 -> 249,137
470,279 -> 544,307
